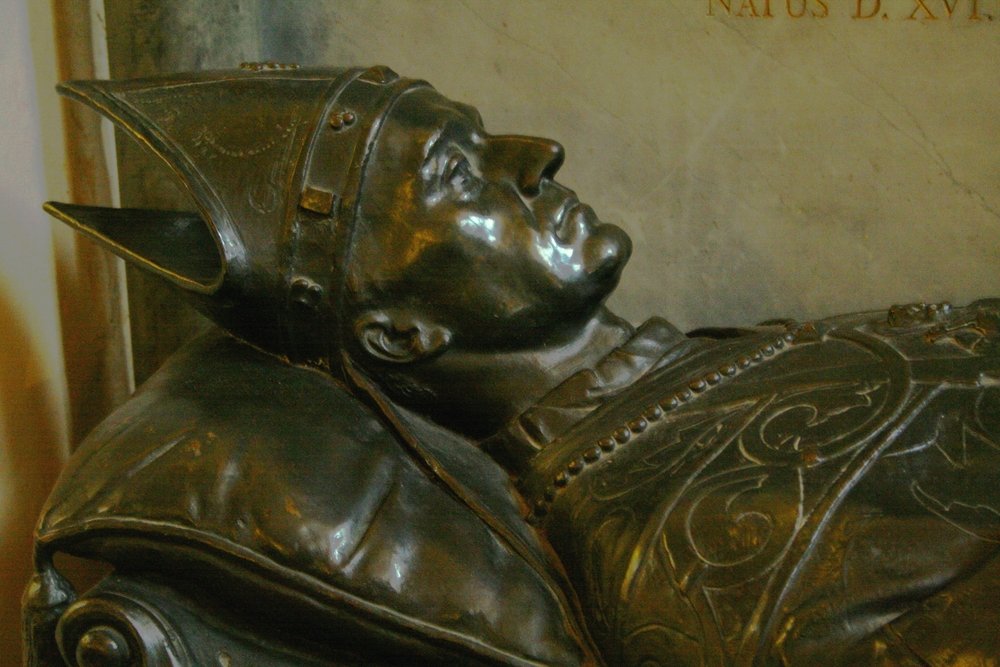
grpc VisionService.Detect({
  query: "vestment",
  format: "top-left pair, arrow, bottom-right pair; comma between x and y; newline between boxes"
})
509,302 -> 1000,666
29,330 -> 593,667
30,301 -> 1000,667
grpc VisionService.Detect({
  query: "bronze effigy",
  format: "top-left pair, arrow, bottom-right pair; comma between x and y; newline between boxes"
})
25,65 -> 1000,667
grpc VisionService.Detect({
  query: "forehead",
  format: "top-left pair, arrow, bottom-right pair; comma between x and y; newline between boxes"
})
381,88 -> 485,154
393,87 -> 483,127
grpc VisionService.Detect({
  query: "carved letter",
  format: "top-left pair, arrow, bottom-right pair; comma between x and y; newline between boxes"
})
970,0 -> 982,19
853,0 -> 881,17
737,0 -> 761,16
763,0 -> 774,16
812,0 -> 830,16
709,0 -> 732,15
788,0 -> 808,16
942,0 -> 958,17
907,0 -> 938,18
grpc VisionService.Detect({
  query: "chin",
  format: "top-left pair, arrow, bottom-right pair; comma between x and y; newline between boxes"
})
541,225 -> 631,330
583,223 -> 632,293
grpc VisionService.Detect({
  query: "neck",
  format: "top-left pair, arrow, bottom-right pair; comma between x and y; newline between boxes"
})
366,308 -> 634,440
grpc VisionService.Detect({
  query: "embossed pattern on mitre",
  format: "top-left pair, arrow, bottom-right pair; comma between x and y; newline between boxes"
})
113,74 -> 333,267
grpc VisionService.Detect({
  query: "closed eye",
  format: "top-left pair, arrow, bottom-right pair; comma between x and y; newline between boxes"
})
445,153 -> 481,196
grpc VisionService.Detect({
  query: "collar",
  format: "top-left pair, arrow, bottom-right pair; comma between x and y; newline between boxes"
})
482,317 -> 693,477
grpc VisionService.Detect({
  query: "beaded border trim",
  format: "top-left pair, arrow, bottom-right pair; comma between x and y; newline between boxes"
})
527,324 -> 812,524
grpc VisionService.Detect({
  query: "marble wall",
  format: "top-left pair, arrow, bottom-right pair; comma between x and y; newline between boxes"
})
108,0 -> 1000,340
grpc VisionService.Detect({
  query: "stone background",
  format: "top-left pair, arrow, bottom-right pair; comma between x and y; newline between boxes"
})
106,0 -> 1000,374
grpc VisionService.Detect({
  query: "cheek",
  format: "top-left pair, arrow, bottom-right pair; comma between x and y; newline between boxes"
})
461,193 -> 590,285
450,205 -> 541,277
454,181 -> 542,244
420,245 -> 542,323
449,215 -> 581,301
456,213 -> 503,247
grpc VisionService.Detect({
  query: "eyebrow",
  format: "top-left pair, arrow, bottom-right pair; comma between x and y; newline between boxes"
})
423,118 -> 483,155
420,120 -> 484,180
454,102 -> 484,129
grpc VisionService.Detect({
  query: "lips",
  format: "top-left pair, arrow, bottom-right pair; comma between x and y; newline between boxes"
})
552,199 -> 594,244
546,197 -> 632,284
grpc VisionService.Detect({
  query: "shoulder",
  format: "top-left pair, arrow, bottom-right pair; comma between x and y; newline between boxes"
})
38,330 -> 589,667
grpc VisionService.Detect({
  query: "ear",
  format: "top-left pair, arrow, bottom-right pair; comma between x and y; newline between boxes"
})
354,309 -> 452,364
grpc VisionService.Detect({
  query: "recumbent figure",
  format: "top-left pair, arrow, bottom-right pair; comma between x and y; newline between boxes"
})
25,65 -> 1000,667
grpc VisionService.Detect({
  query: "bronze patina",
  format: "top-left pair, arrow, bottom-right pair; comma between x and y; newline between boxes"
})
26,65 -> 1000,667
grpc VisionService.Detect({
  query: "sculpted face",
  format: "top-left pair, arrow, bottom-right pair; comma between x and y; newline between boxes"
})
348,87 -> 632,354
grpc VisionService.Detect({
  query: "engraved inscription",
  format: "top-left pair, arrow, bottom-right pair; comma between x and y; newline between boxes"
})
708,0 -> 994,19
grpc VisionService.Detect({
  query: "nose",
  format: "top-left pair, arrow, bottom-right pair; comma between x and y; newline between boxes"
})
484,135 -> 565,197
